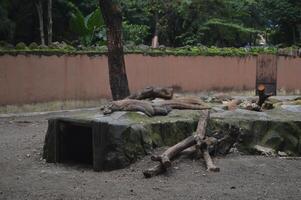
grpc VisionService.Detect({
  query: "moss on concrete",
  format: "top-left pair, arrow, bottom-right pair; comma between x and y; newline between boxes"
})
209,108 -> 301,155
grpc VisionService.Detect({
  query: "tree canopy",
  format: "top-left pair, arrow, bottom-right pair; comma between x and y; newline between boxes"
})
0,0 -> 300,47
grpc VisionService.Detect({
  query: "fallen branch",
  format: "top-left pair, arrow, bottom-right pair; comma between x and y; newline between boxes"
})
201,143 -> 220,172
127,86 -> 173,100
143,110 -> 221,178
151,135 -> 196,169
143,164 -> 166,178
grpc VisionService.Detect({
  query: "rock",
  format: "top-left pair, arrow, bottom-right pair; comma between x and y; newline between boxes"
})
278,151 -> 288,157
281,105 -> 301,112
252,145 -> 276,156
43,110 -> 204,171
208,108 -> 301,156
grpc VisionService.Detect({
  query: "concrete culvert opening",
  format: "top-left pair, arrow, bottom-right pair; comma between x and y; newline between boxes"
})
59,122 -> 93,166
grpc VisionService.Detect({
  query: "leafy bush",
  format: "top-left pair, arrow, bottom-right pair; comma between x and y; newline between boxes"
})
15,42 -> 27,50
28,42 -> 39,49
123,22 -> 150,45
202,19 -> 261,47
69,5 -> 105,46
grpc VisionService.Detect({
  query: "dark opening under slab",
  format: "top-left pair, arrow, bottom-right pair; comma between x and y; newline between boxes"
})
58,122 -> 93,165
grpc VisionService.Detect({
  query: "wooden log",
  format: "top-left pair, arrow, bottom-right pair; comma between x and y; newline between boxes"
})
143,164 -> 165,178
151,135 -> 196,168
257,84 -> 273,107
225,99 -> 242,111
143,110 -> 216,178
201,143 -> 220,172
127,86 -> 173,100
195,110 -> 210,153
157,100 -> 210,110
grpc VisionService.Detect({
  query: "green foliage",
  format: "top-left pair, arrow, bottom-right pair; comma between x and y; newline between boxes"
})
0,45 -> 279,57
69,5 -> 105,45
201,18 -> 261,47
0,0 -> 300,47
28,42 -> 39,49
48,41 -> 76,51
0,3 -> 15,42
123,22 -> 150,45
261,0 -> 301,45
15,42 -> 27,50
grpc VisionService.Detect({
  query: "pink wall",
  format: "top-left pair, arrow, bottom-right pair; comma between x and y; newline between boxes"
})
125,55 -> 256,92
0,55 -> 111,105
277,56 -> 301,91
0,54 -> 299,105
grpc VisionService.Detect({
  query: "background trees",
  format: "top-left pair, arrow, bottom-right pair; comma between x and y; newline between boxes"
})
0,0 -> 300,47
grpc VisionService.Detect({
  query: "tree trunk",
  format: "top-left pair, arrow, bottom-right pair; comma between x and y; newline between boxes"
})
35,0 -> 45,45
99,0 -> 130,100
47,0 -> 53,45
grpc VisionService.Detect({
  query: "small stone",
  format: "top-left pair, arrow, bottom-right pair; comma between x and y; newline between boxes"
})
278,151 -> 287,157
173,167 -> 179,170
26,154 -> 30,158
230,186 -> 236,189
202,174 -> 206,176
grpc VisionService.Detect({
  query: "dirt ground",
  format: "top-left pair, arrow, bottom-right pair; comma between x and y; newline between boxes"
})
1,109 -> 301,200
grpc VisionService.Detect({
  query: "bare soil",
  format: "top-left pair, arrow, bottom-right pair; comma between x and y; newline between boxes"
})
1,109 -> 301,200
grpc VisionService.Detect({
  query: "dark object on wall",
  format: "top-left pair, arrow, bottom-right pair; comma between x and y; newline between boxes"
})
256,54 -> 277,96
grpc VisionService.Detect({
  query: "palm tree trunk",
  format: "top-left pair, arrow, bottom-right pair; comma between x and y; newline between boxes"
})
35,0 -> 45,45
99,0 -> 130,100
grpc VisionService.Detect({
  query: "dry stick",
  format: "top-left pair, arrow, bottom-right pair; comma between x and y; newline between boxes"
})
194,110 -> 219,171
143,110 -> 215,178
151,135 -> 196,168
201,143 -> 220,172
144,136 -> 197,178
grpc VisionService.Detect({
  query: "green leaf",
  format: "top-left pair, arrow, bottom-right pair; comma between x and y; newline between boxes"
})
86,8 -> 104,32
69,6 -> 88,36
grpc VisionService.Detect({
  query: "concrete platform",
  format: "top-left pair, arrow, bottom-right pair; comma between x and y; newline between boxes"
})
43,110 -> 204,171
